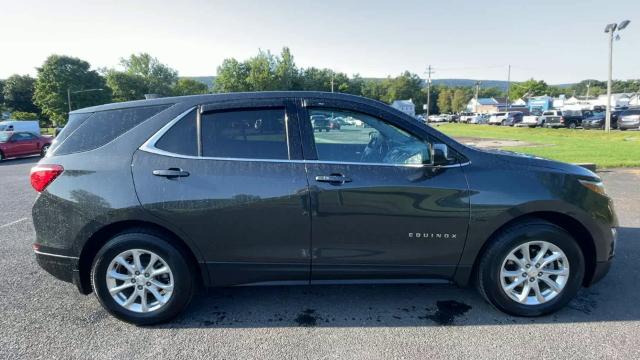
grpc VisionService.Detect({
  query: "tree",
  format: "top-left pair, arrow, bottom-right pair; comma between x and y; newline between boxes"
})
34,55 -> 111,125
214,58 -> 250,92
451,89 -> 469,113
105,71 -> 148,102
120,53 -> 178,95
10,111 -> 39,120
437,87 -> 452,114
172,78 -> 209,96
245,50 -> 278,91
509,79 -> 549,100
3,74 -> 38,113
274,47 -> 300,90
0,80 -> 5,109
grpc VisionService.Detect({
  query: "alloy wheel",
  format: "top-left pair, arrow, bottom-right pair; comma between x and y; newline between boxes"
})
500,241 -> 570,305
105,249 -> 174,313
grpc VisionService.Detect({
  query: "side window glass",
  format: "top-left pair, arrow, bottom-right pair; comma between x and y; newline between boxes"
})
155,109 -> 197,156
201,108 -> 289,159
308,108 -> 431,165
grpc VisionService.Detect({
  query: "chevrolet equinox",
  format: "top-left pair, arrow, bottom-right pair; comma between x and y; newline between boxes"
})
31,92 -> 616,325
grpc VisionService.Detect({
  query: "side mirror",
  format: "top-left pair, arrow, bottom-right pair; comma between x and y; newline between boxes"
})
431,143 -> 450,166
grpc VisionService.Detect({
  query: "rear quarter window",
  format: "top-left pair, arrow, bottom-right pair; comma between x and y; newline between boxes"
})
155,109 -> 198,156
53,105 -> 170,155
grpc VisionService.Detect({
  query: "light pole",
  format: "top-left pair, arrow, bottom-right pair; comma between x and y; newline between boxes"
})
67,88 -> 104,112
604,20 -> 631,132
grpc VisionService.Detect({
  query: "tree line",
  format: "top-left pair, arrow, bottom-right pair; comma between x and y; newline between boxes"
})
1,47 -> 639,126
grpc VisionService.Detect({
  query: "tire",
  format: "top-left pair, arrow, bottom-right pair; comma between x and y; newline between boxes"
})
40,144 -> 50,157
569,123 -> 576,129
91,230 -> 195,325
476,219 -> 584,317
0,150 -> 4,161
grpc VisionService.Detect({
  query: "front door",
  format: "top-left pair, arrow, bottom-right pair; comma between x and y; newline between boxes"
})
298,99 -> 470,282
132,100 -> 311,286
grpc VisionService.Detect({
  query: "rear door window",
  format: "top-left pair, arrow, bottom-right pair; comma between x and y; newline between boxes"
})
54,105 -> 170,155
201,108 -> 289,160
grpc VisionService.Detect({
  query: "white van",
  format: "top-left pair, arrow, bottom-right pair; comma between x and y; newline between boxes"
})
0,120 -> 40,135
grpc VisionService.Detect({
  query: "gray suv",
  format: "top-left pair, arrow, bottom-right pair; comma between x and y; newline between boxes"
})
32,92 -> 616,324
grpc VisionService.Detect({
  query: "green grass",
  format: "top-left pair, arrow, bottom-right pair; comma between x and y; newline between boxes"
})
436,124 -> 640,168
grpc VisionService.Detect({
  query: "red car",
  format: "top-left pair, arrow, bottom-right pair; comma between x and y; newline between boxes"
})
0,131 -> 52,160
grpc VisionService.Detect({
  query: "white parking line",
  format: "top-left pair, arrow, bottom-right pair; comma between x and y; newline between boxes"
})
0,217 -> 28,229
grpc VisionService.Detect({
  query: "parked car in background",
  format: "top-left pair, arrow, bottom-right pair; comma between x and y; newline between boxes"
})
468,113 -> 488,124
0,120 -> 41,135
415,115 -> 426,123
0,131 -> 52,160
449,114 -> 460,123
329,119 -> 341,130
488,112 -> 507,125
582,111 -> 618,130
459,112 -> 475,123
32,91 -> 616,324
311,114 -> 331,131
503,112 -> 524,126
545,110 -> 591,129
618,108 -> 640,131
541,110 -> 564,128
519,113 -> 543,127
428,114 -> 448,123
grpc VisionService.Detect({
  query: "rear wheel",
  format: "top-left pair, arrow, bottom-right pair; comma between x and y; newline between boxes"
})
569,122 -> 577,129
91,231 -> 195,325
40,144 -> 50,157
476,219 -> 584,316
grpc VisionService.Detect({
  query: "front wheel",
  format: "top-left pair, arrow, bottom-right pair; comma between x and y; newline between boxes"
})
476,219 -> 584,316
569,123 -> 577,129
91,231 -> 195,325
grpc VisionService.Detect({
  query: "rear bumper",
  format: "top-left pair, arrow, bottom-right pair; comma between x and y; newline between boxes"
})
34,250 -> 90,294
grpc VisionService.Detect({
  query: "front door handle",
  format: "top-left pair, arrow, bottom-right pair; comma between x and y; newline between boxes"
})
315,174 -> 352,184
153,168 -> 190,179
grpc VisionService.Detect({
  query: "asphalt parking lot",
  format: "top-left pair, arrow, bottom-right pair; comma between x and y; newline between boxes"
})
1,157 -> 639,359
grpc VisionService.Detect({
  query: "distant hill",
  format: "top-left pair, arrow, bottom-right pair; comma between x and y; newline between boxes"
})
182,76 -> 574,92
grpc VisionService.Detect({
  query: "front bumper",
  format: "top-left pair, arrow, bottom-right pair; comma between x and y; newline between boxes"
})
619,122 -> 639,130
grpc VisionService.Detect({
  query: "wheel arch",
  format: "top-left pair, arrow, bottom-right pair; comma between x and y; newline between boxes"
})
77,220 -> 206,294
457,211 -> 597,288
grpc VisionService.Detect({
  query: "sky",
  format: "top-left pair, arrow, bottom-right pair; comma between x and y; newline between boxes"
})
1,0 -> 638,84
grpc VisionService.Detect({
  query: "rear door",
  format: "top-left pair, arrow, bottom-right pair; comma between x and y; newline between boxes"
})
298,98 -> 470,282
132,99 -> 312,286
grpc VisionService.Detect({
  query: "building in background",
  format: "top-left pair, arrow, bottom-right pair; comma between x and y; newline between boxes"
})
528,96 -> 553,115
390,99 -> 415,116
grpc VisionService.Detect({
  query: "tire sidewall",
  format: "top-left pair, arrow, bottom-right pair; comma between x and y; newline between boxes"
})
481,224 -> 585,316
91,233 -> 194,325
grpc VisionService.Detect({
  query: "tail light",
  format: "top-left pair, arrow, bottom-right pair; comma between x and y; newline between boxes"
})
560,117 -> 565,123
30,164 -> 64,192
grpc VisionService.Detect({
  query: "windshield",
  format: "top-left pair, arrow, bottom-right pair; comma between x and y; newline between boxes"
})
0,133 -> 10,142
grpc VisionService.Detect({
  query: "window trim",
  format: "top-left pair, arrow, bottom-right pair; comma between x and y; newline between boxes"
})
140,106 -> 466,169
142,105 -> 296,162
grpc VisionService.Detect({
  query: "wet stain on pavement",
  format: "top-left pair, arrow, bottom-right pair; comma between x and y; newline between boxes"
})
568,290 -> 598,315
421,300 -> 472,325
295,309 -> 318,327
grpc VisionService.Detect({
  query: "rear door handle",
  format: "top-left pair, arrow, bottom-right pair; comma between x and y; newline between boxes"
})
315,174 -> 352,184
153,168 -> 190,178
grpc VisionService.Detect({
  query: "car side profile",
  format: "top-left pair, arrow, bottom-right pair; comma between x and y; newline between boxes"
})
0,131 -> 52,160
32,92 -> 616,325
